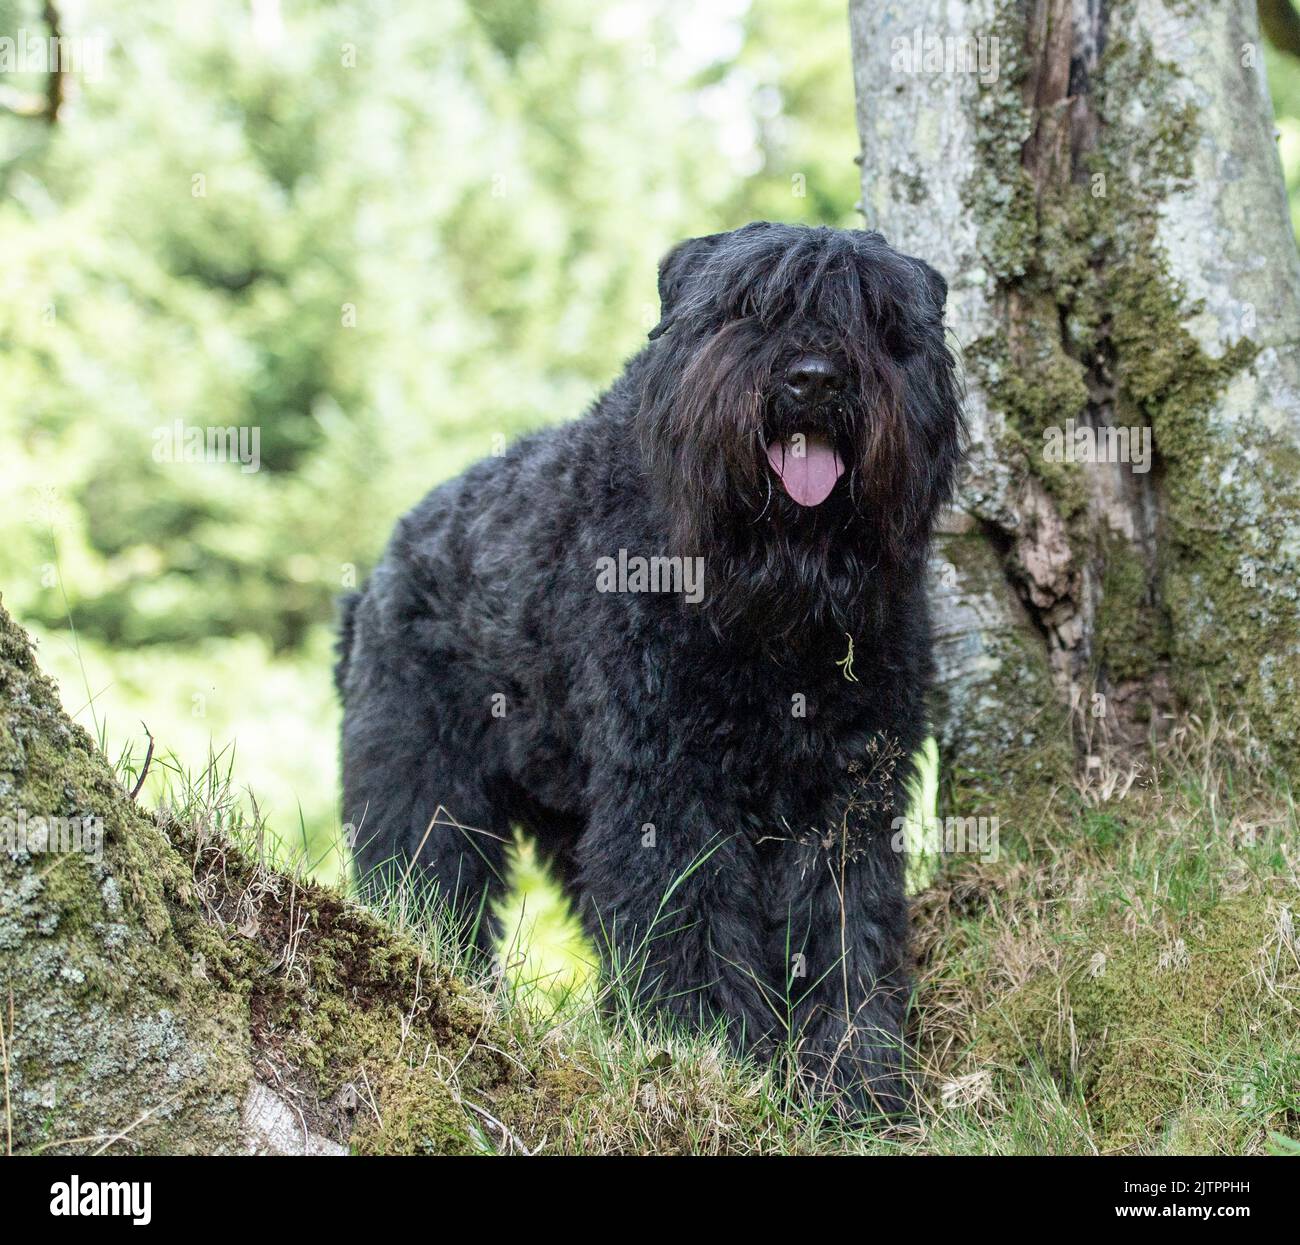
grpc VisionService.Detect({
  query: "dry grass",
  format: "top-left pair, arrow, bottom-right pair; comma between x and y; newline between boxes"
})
136,701 -> 1299,1155
906,707 -> 1299,1154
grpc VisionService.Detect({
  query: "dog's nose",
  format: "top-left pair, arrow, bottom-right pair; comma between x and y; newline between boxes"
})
784,355 -> 843,402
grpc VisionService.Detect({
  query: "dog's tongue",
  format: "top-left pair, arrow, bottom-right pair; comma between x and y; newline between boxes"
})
766,435 -> 845,507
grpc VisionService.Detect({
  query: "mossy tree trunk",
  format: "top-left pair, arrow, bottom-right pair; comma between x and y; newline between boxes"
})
850,0 -> 1300,800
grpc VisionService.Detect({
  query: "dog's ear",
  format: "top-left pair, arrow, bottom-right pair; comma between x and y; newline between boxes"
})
895,255 -> 964,557
913,258 -> 948,319
650,233 -> 726,339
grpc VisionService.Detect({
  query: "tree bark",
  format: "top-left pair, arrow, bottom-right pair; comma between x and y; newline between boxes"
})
850,0 -> 1300,802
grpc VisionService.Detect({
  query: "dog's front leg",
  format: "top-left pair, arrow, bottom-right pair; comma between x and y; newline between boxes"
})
575,773 -> 780,1052
776,827 -> 913,1119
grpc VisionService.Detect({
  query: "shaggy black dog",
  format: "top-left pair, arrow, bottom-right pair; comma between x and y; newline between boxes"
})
336,222 -> 963,1116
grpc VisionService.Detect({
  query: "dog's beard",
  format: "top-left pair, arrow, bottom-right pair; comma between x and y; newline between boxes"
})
702,519 -> 880,647
639,335 -> 921,648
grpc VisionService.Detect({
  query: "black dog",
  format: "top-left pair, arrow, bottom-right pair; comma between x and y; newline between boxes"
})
336,222 -> 963,1115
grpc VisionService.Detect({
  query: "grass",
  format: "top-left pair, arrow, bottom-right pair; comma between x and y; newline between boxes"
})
26,619 -> 349,882
93,694 -> 1300,1154
913,710 -> 1299,1154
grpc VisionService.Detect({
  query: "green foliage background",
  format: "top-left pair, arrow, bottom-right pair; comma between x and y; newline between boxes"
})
0,0 -> 857,904
3,1 -> 1299,921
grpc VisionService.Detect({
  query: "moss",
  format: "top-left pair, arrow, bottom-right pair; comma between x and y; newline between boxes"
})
933,532 -> 1077,846
976,896 -> 1295,1149
1115,239 -> 1298,745
1104,209 -> 1295,757
351,1063 -> 481,1155
1081,18 -> 1300,759
1095,537 -> 1167,683
964,327 -> 1091,521
963,3 -> 1035,285
1107,269 -> 1255,430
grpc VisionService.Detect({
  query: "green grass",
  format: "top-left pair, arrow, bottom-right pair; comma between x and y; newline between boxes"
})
497,837 -> 595,1002
26,619 -> 349,884
95,697 -> 1300,1154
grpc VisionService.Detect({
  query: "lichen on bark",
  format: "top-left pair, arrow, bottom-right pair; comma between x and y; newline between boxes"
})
0,598 -> 252,1153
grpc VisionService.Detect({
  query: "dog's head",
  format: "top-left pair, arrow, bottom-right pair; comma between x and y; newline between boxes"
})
638,222 -> 964,638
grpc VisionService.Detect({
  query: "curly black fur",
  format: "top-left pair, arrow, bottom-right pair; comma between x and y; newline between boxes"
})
336,222 -> 964,1117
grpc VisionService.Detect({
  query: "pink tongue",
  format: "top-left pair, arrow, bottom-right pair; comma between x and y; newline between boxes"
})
766,435 -> 845,507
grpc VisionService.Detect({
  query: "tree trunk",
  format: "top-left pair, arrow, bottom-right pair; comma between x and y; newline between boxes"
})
850,0 -> 1300,803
